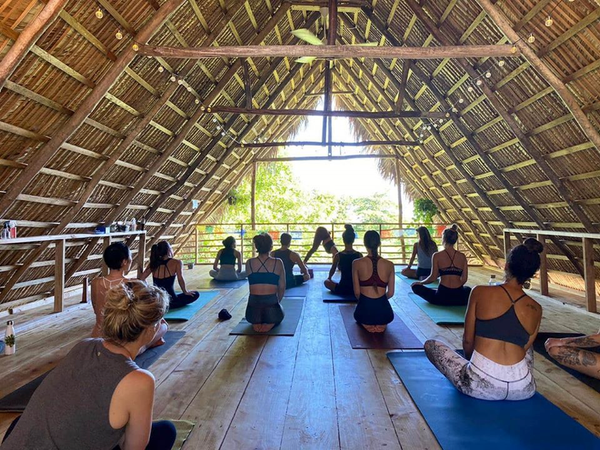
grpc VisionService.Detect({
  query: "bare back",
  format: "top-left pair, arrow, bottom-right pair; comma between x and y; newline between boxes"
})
432,249 -> 468,288
353,256 -> 395,299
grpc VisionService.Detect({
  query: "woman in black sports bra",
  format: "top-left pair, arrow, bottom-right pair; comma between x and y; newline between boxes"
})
411,224 -> 471,306
424,238 -> 543,401
352,230 -> 395,333
303,226 -> 338,264
325,224 -> 362,297
141,241 -> 199,309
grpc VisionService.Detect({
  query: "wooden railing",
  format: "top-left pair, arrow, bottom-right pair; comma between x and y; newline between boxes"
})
178,222 -> 479,266
503,228 -> 600,313
0,231 -> 146,313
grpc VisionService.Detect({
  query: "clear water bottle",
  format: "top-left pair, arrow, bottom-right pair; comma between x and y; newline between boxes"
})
4,320 -> 15,356
488,274 -> 497,286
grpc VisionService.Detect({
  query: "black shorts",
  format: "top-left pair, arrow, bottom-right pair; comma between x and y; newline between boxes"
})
324,239 -> 336,253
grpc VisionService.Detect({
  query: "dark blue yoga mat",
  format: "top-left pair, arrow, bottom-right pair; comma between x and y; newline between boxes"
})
0,331 -> 185,412
164,290 -> 220,321
387,351 -> 600,450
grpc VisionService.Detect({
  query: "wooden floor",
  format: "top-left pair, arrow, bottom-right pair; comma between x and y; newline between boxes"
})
1,266 -> 599,449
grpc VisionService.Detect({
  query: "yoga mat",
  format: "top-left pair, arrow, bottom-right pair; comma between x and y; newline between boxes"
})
387,351 -> 600,450
533,332 -> 600,393
339,306 -> 422,349
409,293 -> 466,324
230,297 -> 305,336
322,286 -> 357,302
164,290 -> 220,321
196,278 -> 247,289
156,419 -> 195,450
0,331 -> 185,412
286,282 -> 309,296
396,272 -> 438,287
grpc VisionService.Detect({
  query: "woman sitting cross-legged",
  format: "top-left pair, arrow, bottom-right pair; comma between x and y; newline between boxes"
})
545,333 -> 600,380
1,280 -> 177,450
141,240 -> 199,309
245,233 -> 286,332
91,242 -> 167,349
424,238 -> 544,401
412,224 -> 471,306
325,224 -> 362,296
352,230 -> 395,333
401,226 -> 437,280
209,236 -> 247,281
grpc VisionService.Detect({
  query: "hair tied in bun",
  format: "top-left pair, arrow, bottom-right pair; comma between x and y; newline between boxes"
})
450,223 -> 458,231
523,238 -> 543,254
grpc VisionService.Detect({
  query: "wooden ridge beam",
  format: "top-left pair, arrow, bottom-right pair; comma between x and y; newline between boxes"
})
140,43 -> 520,60
233,139 -> 419,148
0,0 -> 186,219
0,0 -> 68,91
256,154 -> 397,162
476,0 -> 600,156
205,106 -> 448,119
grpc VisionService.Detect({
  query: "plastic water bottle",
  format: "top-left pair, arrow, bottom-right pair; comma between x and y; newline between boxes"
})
488,274 -> 497,286
4,320 -> 15,356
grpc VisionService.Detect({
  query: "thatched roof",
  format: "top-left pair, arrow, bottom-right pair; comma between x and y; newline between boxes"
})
0,0 -> 599,307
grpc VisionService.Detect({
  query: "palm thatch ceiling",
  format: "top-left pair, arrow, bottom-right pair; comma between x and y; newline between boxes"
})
0,0 -> 599,307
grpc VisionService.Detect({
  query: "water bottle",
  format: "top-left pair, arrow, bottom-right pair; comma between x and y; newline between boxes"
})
4,320 -> 15,356
488,274 -> 497,286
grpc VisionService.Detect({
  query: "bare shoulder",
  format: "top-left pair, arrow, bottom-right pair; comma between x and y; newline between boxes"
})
122,369 -> 155,391
522,296 -> 542,315
382,258 -> 394,269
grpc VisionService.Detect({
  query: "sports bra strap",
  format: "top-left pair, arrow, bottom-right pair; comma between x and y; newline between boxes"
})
445,249 -> 457,267
255,257 -> 272,273
499,285 -> 528,304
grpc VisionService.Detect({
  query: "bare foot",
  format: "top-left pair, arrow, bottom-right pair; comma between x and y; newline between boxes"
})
363,324 -> 387,333
149,337 -> 165,348
252,324 -> 275,333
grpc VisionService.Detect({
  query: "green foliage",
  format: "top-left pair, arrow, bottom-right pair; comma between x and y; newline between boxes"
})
413,198 -> 438,224
5,334 -> 15,347
218,163 -> 398,223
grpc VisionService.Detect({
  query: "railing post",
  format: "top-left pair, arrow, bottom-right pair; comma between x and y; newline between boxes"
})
137,233 -> 146,279
537,234 -> 549,296
102,235 -> 112,276
194,226 -> 199,264
503,230 -> 511,260
81,276 -> 89,304
240,224 -> 244,263
583,237 -> 597,313
54,238 -> 65,313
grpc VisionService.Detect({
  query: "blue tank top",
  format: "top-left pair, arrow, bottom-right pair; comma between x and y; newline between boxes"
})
247,257 -> 280,286
475,285 -> 531,348
219,247 -> 236,265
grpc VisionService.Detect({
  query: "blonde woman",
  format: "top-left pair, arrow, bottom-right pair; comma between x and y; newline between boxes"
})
2,280 -> 177,449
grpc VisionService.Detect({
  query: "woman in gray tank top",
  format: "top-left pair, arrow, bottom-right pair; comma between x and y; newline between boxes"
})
2,280 -> 177,450
401,226 -> 437,280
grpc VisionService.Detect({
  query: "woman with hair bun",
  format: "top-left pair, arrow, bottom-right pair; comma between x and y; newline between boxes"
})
141,240 -> 199,308
303,226 -> 338,264
352,230 -> 396,332
325,224 -> 362,297
209,236 -> 247,281
1,280 -> 177,449
245,233 -> 286,332
424,238 -> 544,401
412,224 -> 471,306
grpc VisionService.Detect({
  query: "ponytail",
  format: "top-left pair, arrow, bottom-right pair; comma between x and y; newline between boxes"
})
150,241 -> 171,270
363,230 -> 381,258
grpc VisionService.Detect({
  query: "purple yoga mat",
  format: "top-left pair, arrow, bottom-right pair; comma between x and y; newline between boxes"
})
339,305 -> 423,350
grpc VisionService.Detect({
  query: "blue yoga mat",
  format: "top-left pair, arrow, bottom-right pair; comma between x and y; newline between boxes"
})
409,293 -> 466,324
396,272 -> 439,287
387,351 -> 600,450
164,290 -> 220,321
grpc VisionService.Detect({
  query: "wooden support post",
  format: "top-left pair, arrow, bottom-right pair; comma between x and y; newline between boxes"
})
242,59 -> 253,109
251,162 -> 257,257
395,60 -> 411,113
137,233 -> 146,278
0,0 -> 68,91
583,237 -> 597,313
396,159 -> 405,262
81,276 -> 89,304
240,224 -> 245,263
54,239 -> 65,313
503,231 -> 511,260
194,226 -> 199,264
102,236 -> 112,276
537,234 -> 549,296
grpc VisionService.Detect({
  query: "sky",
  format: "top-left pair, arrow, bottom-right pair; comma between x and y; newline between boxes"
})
276,102 -> 414,219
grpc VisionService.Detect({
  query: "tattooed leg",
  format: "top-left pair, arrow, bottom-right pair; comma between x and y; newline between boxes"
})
424,340 -> 468,388
547,346 -> 600,379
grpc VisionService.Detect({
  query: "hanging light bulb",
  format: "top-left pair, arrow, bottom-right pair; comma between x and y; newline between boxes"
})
221,131 -> 226,136
194,98 -> 200,104
527,33 -> 536,44
157,66 -> 164,73
439,119 -> 444,124
476,79 -> 483,86
459,98 -> 464,104
95,8 -> 104,19
485,71 -> 492,78
212,118 -> 217,123
177,79 -> 184,85
545,16 -> 553,27
468,86 -> 474,92
216,125 -> 221,130
115,30 -> 123,40
452,107 -> 458,113
132,43 -> 139,52
511,45 -> 518,54
170,75 -> 176,82
186,86 -> 193,92
498,60 -> 505,67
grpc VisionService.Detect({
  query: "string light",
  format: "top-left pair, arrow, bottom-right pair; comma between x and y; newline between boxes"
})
545,16 -> 553,27
527,33 -> 536,43
498,60 -> 505,67
157,66 -> 164,73
194,98 -> 200,104
186,86 -> 193,92
95,8 -> 104,19
115,31 -> 123,40
132,43 -> 139,52
170,75 -> 177,82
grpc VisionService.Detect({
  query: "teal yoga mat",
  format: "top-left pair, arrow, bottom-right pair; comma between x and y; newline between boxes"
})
230,297 -> 305,336
387,351 -> 600,450
0,331 -> 185,412
396,272 -> 439,287
408,293 -> 466,324
164,290 -> 220,321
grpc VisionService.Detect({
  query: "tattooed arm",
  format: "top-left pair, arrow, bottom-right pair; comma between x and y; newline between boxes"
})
545,333 -> 600,350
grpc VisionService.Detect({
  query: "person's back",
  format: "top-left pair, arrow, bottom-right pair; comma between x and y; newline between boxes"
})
435,248 -> 467,289
337,250 -> 362,288
272,233 -> 309,289
210,236 -> 246,281
272,248 -> 296,286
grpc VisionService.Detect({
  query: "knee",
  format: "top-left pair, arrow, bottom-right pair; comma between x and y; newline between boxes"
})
423,339 -> 444,357
152,420 -> 177,448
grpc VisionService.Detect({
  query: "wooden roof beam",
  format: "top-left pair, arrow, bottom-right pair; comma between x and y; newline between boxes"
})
140,43 -> 520,59
206,106 -> 447,119
0,0 -> 187,219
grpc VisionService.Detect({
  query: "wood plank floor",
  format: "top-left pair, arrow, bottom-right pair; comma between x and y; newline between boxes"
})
1,266 -> 599,449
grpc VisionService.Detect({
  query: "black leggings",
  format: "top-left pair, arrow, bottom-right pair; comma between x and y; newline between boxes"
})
3,417 -> 177,450
354,293 -> 394,325
412,283 -> 471,306
171,291 -> 200,309
286,274 -> 305,289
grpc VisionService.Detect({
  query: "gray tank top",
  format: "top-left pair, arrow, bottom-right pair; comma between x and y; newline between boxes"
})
2,339 -> 138,450
417,243 -> 434,269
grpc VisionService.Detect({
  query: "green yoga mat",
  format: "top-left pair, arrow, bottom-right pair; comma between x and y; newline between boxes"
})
164,290 -> 220,321
155,419 -> 195,450
409,293 -> 466,324
230,297 -> 305,336
396,272 -> 439,287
